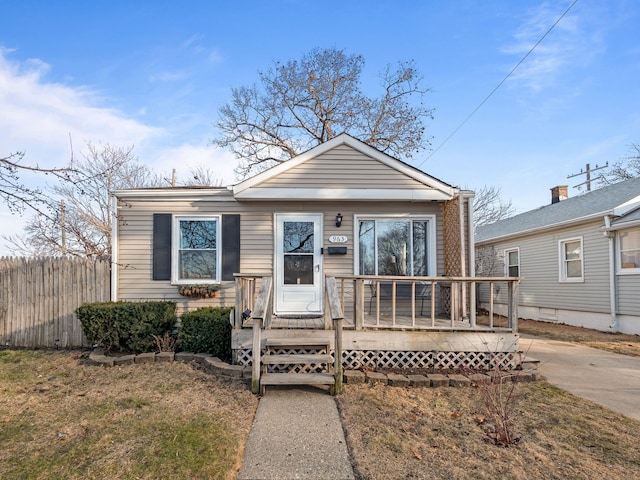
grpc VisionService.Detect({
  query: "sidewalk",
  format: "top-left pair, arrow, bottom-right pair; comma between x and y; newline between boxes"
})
522,335 -> 640,421
237,386 -> 355,480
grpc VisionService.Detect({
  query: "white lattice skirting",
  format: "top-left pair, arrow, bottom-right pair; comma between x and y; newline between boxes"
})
235,348 -> 518,373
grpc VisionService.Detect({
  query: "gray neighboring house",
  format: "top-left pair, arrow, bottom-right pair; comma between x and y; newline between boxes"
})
475,179 -> 640,335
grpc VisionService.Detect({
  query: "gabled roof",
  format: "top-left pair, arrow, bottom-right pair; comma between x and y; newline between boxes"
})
231,133 -> 457,201
476,177 -> 640,244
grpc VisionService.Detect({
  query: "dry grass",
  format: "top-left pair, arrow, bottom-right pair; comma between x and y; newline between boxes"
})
2,319 -> 639,479
338,319 -> 640,479
0,350 -> 258,480
337,381 -> 640,479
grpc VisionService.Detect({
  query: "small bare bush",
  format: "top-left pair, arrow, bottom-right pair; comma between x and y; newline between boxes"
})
463,364 -> 521,446
153,332 -> 178,353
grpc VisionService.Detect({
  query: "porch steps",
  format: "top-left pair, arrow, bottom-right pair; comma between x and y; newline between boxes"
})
261,373 -> 335,387
260,338 -> 335,395
265,338 -> 330,348
262,353 -> 334,365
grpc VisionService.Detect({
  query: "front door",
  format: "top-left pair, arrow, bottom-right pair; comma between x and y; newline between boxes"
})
275,213 -> 323,314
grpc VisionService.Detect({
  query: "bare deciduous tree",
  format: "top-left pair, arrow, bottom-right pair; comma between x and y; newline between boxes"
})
599,143 -> 640,185
212,47 -> 434,178
3,143 -> 157,259
183,164 -> 223,187
473,185 -> 514,227
1,151 -> 76,217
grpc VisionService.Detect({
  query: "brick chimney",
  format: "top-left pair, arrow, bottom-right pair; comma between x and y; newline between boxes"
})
551,185 -> 568,204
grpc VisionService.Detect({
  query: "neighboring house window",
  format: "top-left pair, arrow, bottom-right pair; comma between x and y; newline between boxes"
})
504,248 -> 519,277
617,228 -> 640,274
173,216 -> 220,284
356,216 -> 435,276
559,237 -> 583,282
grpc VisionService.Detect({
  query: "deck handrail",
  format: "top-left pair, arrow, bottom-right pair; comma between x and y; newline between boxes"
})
335,275 -> 521,332
234,273 -> 521,333
325,277 -> 344,394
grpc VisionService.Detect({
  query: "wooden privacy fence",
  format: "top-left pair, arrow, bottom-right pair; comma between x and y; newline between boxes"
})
0,257 -> 111,348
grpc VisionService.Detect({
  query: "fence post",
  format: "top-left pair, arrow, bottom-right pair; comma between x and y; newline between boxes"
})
509,280 -> 519,332
251,317 -> 263,395
334,318 -> 343,395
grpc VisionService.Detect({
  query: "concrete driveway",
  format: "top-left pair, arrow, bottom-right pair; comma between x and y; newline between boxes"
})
522,335 -> 640,421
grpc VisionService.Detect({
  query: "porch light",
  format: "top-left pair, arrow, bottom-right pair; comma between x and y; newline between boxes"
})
335,213 -> 343,228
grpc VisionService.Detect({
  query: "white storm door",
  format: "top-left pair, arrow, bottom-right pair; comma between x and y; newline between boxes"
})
275,213 -> 323,314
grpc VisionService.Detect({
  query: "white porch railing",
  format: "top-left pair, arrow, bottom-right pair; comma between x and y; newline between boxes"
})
334,275 -> 520,332
234,274 -> 520,332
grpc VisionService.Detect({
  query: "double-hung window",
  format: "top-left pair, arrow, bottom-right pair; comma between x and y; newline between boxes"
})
559,237 -> 583,282
357,216 -> 435,276
173,216 -> 220,284
617,228 -> 640,274
504,248 -> 520,277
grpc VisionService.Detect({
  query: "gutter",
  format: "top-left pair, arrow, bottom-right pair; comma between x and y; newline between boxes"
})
111,194 -> 118,302
604,215 -> 618,331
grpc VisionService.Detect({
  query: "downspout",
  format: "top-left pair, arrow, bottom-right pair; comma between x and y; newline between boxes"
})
604,215 -> 617,331
466,192 -> 476,327
458,193 -> 467,320
110,194 -> 118,302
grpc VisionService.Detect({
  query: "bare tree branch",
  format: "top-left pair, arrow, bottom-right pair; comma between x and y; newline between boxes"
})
181,164 -> 223,187
599,143 -> 640,185
2,143 -> 160,259
0,151 -> 77,218
212,47 -> 434,178
473,185 -> 515,227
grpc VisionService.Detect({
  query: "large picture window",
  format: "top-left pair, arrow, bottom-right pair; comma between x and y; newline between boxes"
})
559,237 -> 583,282
357,217 -> 434,276
618,228 -> 640,274
173,216 -> 220,283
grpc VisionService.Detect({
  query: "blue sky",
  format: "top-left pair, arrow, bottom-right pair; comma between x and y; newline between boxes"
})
1,0 -> 639,254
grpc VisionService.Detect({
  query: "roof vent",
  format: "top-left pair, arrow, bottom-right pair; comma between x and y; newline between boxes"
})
551,185 -> 568,204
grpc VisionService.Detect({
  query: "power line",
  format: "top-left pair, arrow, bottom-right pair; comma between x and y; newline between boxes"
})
417,0 -> 579,168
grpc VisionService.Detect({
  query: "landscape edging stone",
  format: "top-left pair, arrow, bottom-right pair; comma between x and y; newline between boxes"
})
87,350 -> 537,388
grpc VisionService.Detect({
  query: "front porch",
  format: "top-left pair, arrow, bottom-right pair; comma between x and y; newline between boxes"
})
232,274 -> 521,394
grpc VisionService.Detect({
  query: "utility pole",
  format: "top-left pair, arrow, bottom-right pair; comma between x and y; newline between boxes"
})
567,162 -> 608,191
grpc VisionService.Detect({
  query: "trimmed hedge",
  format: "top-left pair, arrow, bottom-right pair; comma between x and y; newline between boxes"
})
179,307 -> 233,362
77,301 -> 177,353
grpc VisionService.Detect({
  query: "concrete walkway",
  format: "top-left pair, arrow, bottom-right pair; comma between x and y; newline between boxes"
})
522,335 -> 640,421
237,386 -> 354,480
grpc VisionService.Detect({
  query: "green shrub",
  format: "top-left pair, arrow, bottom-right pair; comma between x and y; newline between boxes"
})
178,307 -> 233,361
77,301 -> 177,353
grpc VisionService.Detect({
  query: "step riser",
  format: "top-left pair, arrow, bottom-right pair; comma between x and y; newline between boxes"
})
261,339 -> 337,394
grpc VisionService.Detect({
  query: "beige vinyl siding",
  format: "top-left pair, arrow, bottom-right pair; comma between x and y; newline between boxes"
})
258,145 -> 435,192
116,198 -> 446,309
478,221 -> 611,313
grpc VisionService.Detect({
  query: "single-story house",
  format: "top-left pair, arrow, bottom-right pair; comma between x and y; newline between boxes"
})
112,133 -> 520,392
475,179 -> 640,336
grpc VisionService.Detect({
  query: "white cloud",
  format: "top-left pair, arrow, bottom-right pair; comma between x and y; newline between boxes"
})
0,49 -> 165,255
149,71 -> 190,83
0,49 -> 241,256
0,49 -> 161,168
147,142 -> 239,186
502,4 -> 601,92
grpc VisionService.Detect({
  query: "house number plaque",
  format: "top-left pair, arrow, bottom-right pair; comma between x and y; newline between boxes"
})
328,235 -> 347,243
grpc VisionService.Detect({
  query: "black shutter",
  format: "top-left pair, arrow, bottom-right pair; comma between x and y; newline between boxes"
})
152,214 -> 172,281
221,214 -> 240,281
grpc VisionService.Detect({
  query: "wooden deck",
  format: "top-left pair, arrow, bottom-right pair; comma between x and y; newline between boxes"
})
261,314 -> 512,332
234,275 -> 522,394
